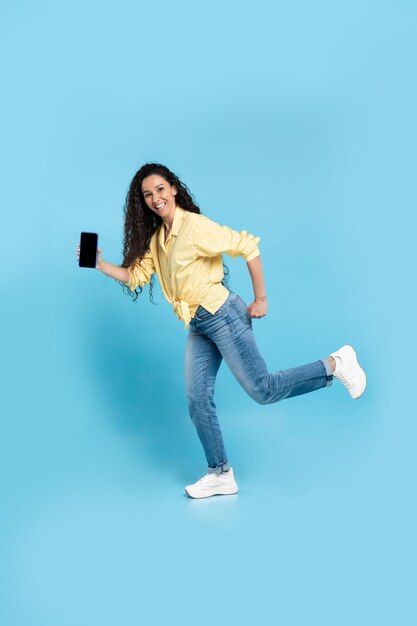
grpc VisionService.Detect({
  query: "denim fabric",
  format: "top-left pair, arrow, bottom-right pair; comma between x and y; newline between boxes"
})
184,291 -> 333,474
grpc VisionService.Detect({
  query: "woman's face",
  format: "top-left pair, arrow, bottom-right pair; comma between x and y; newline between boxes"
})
141,174 -> 177,221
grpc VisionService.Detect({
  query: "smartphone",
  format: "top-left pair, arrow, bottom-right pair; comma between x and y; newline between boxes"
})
79,232 -> 98,268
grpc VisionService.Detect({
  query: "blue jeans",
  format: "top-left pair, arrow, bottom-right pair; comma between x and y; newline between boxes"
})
184,291 -> 334,474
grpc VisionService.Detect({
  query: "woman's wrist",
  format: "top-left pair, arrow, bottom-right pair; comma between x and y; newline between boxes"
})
255,295 -> 267,302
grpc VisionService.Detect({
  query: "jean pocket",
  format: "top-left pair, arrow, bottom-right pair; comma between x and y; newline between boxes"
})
230,294 -> 252,327
194,305 -> 214,321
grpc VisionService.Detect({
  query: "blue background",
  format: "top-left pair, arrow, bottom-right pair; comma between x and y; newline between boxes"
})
1,1 -> 416,624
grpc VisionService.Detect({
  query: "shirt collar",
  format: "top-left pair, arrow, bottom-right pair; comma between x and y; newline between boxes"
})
157,205 -> 185,250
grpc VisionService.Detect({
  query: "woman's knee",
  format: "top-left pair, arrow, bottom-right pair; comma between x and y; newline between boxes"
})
186,389 -> 215,421
244,380 -> 280,405
248,387 -> 271,405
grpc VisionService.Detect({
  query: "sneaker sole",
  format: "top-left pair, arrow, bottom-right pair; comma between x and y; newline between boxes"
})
184,486 -> 239,499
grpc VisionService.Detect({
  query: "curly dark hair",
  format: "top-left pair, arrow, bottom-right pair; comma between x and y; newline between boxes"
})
119,163 -> 229,301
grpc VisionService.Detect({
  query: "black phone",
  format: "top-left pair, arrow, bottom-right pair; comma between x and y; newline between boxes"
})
79,232 -> 98,268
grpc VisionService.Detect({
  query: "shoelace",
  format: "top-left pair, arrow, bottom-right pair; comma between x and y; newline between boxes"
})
334,369 -> 353,389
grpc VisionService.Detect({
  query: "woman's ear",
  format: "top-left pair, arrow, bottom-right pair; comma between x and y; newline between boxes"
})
172,185 -> 177,196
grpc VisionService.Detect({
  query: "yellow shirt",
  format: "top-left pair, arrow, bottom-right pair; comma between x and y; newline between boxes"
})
124,205 -> 261,329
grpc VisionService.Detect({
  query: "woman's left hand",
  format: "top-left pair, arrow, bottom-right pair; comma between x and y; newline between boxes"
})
248,299 -> 268,319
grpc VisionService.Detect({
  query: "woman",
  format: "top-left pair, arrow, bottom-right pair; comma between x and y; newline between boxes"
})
77,163 -> 367,499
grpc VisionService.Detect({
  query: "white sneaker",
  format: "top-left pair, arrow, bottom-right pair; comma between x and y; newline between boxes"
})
185,468 -> 239,499
330,344 -> 367,399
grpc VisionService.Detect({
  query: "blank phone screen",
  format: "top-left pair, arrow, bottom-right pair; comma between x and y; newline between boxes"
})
79,232 -> 98,268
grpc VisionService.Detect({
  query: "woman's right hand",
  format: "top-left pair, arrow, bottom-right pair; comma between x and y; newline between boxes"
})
76,244 -> 104,270
96,246 -> 103,270
76,245 -> 129,282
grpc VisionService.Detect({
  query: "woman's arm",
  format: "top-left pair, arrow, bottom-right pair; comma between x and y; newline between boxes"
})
246,255 -> 268,318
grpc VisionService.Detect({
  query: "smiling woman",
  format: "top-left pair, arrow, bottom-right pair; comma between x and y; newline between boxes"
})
76,162 -> 367,499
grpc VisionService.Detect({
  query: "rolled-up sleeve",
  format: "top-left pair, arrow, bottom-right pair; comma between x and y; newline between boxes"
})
124,249 -> 156,292
192,215 -> 260,262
